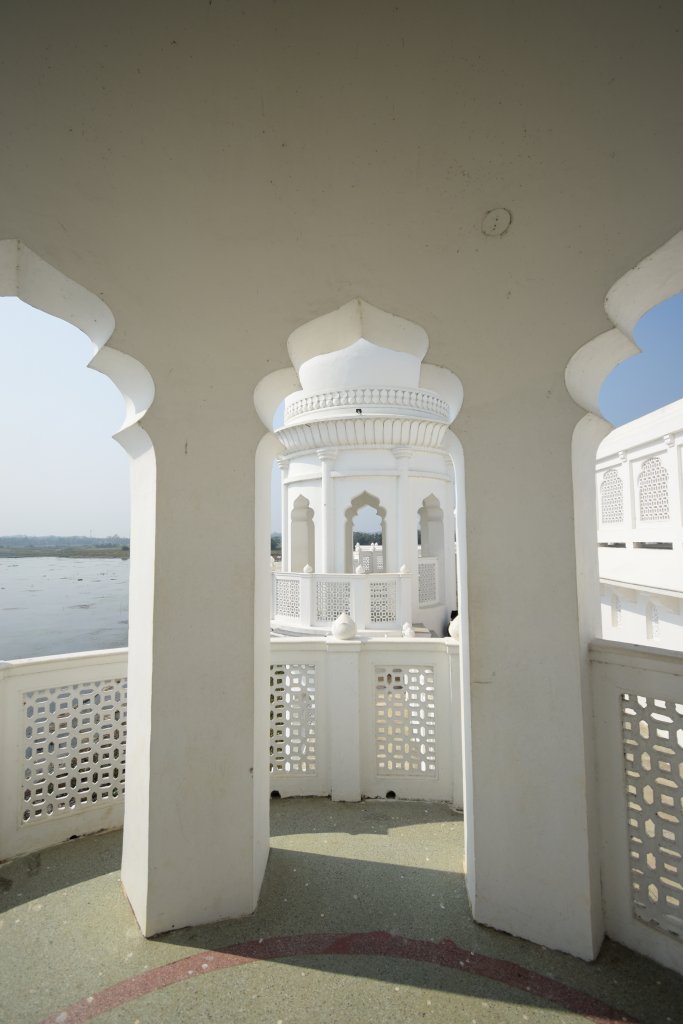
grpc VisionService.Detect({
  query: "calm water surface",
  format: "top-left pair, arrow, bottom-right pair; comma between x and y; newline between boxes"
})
0,557 -> 129,660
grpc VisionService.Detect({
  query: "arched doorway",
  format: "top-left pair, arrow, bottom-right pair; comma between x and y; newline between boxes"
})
345,490 -> 387,573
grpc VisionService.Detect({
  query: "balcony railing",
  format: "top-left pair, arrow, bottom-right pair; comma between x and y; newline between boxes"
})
4,637 -> 682,978
0,650 -> 128,860
0,637 -> 462,861
271,571 -> 413,633
590,639 -> 683,975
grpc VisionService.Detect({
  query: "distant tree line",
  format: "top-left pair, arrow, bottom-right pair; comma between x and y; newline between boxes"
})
352,531 -> 382,546
0,536 -> 130,559
0,535 -> 129,549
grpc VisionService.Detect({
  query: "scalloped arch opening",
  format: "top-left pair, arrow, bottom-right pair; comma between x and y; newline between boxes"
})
0,240 -> 155,452
566,226 -> 683,662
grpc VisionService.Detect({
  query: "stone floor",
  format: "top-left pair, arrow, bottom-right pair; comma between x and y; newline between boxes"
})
1,799 -> 682,1024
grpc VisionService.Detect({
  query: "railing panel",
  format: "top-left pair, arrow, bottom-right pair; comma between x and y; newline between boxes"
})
274,576 -> 301,619
1,638 -> 463,858
269,639 -> 329,797
360,638 -> 461,803
590,639 -> 683,976
369,579 -> 398,626
314,580 -> 351,624
418,558 -> 439,607
0,650 -> 128,860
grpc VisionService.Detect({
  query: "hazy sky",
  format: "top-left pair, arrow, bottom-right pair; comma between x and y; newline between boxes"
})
0,298 -> 129,536
599,291 -> 683,425
1,292 -> 681,537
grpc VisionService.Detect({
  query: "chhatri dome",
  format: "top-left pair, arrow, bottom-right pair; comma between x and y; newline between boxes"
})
271,299 -> 461,637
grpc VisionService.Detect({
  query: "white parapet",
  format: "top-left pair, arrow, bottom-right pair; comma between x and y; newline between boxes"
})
0,649 -> 128,860
269,634 -> 462,806
590,640 -> 683,976
271,570 -> 413,635
0,637 -> 463,863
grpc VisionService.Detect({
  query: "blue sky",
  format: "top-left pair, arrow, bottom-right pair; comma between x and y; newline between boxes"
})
599,291 -> 683,426
1,293 -> 682,536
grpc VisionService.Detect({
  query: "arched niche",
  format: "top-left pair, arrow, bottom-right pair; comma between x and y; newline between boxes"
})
344,491 -> 387,573
418,494 -> 445,559
290,494 -> 315,571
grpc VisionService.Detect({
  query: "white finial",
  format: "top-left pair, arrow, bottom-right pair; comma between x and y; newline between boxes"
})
331,613 -> 357,640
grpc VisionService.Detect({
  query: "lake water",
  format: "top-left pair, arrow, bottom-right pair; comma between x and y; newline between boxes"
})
0,557 -> 129,660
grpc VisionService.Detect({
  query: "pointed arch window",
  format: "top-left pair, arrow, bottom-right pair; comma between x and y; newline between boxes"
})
638,457 -> 670,522
600,469 -> 624,524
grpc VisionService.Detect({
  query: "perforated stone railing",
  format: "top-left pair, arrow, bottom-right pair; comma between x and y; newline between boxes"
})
1,637 -> 462,857
0,650 -> 128,860
418,558 -> 439,606
374,665 -> 437,775
272,571 -> 412,633
273,575 -> 301,619
284,386 -> 450,424
269,663 -> 319,777
271,635 -> 461,803
590,639 -> 683,976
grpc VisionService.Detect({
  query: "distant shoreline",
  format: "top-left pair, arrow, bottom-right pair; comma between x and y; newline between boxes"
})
0,547 -> 130,559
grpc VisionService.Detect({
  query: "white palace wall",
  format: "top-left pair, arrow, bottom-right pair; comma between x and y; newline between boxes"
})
597,399 -> 683,650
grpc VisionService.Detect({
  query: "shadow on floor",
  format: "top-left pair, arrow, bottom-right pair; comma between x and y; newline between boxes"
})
0,828 -> 122,910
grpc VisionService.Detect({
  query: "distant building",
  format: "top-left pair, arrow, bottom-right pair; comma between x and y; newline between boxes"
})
597,398 -> 683,649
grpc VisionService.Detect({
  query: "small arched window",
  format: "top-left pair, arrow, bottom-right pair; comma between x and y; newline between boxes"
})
600,469 -> 624,524
638,457 -> 670,522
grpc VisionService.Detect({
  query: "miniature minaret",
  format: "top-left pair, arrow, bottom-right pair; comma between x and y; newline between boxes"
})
271,299 -> 460,636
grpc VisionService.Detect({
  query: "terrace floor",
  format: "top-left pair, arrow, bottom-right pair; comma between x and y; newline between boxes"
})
1,799 -> 681,1024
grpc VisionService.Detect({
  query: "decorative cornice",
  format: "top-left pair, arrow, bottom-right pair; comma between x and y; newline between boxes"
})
284,386 -> 450,425
276,417 -> 449,454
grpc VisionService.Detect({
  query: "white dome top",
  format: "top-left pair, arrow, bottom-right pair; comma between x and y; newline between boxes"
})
298,338 -> 421,394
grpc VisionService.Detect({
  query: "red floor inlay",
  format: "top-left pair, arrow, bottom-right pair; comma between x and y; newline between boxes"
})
40,931 -> 639,1024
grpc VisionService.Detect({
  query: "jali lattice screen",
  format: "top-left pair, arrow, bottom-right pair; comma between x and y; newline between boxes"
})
418,561 -> 438,606
638,457 -> 670,522
21,676 -> 127,824
315,580 -> 351,623
622,692 -> 683,941
600,468 -> 624,524
375,666 -> 437,775
270,664 -> 317,774
275,577 -> 301,618
370,580 -> 397,623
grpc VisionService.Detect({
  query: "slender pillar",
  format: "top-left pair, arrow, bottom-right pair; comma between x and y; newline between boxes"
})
277,456 -> 289,570
318,449 -> 337,573
393,448 -> 413,573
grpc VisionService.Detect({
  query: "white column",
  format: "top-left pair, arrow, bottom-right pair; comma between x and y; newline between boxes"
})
393,448 -> 413,573
318,449 -> 337,573
277,456 -> 289,570
442,453 -> 458,616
